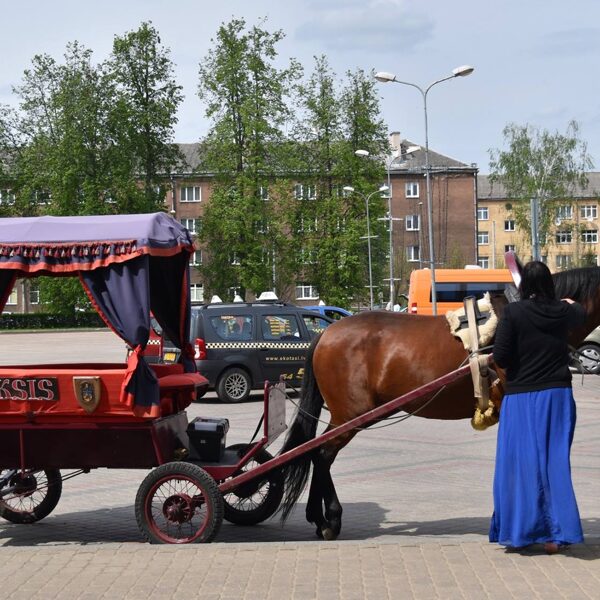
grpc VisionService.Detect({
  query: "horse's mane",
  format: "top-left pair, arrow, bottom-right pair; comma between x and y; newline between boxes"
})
553,266 -> 600,306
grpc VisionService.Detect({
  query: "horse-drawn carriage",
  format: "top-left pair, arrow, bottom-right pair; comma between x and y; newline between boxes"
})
1,215 -> 598,545
0,213 -> 288,543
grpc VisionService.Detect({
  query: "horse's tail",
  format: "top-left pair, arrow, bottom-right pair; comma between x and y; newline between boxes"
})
278,334 -> 324,521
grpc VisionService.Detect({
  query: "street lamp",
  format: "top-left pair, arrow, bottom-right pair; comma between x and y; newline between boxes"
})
343,184 -> 389,310
375,65 -> 474,315
354,147 -> 418,309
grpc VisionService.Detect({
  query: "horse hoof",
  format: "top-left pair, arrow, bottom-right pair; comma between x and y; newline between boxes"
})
321,527 -> 337,541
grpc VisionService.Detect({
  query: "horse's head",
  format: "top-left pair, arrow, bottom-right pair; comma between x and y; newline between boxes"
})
554,265 -> 600,345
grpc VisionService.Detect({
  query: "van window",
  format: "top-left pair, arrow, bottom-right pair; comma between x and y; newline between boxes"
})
208,315 -> 253,341
434,282 -> 510,303
261,315 -> 300,340
303,315 -> 330,339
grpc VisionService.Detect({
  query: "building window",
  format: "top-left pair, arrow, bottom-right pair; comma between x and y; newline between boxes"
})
190,284 -> 204,303
258,186 -> 269,201
581,230 -> 598,244
405,215 -> 420,231
478,257 -> 489,269
296,283 -> 318,300
504,219 -> 515,232
477,207 -> 489,220
504,245 -> 515,253
556,231 -> 572,244
580,205 -> 597,220
294,184 -> 317,200
0,189 -> 15,205
297,217 -> 318,233
405,182 -> 419,198
6,289 -> 17,305
181,218 -> 201,234
406,246 -> 420,262
477,232 -> 489,245
190,250 -> 202,266
29,283 -> 40,305
180,186 -> 201,202
555,255 -> 573,270
255,219 -> 269,234
299,248 -> 317,264
556,205 -> 573,221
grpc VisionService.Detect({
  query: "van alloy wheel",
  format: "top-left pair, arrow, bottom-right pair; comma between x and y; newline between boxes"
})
217,368 -> 251,403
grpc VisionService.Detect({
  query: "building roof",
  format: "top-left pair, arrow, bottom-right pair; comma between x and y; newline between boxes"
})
175,141 -> 476,177
387,139 -> 475,174
478,173 -> 600,200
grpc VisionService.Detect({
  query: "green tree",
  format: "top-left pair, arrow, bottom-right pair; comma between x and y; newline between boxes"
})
108,22 -> 183,212
197,18 -> 302,300
489,121 -> 593,256
292,61 -> 387,307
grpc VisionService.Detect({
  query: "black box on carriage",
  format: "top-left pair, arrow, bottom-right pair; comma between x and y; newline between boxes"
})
187,417 -> 229,462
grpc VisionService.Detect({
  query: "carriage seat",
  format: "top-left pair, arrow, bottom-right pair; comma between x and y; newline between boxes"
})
157,372 -> 209,415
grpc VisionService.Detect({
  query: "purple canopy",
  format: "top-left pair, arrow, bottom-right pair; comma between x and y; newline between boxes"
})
0,212 -> 196,418
0,212 -> 193,273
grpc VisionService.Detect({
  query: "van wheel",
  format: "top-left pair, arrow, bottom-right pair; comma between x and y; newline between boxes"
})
217,368 -> 251,403
577,344 -> 600,374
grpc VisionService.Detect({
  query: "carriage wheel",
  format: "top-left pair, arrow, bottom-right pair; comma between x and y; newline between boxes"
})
223,444 -> 284,526
0,468 -> 62,524
135,462 -> 223,544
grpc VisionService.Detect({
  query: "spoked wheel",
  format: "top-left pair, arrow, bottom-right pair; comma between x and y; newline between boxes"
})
223,444 -> 284,526
0,468 -> 62,524
135,462 -> 223,544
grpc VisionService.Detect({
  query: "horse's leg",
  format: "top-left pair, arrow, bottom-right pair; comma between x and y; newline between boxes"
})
305,429 -> 356,540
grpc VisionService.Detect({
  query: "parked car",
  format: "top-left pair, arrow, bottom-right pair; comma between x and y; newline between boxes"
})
163,301 -> 334,402
574,326 -> 600,374
304,305 -> 352,320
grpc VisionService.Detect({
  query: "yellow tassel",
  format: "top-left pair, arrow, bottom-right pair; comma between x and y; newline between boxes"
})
471,399 -> 499,431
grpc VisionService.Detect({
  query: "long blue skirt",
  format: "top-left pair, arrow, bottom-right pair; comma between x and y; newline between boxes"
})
489,387 -> 583,547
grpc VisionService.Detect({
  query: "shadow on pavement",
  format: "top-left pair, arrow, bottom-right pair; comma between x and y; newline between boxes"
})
1,498 -> 599,550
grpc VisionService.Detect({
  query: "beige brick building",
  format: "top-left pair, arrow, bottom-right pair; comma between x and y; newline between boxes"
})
477,174 -> 600,271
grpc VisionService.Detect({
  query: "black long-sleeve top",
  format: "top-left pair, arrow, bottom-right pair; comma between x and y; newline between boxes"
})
493,298 -> 586,394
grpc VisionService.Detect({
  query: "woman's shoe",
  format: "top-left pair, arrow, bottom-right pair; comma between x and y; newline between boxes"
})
544,542 -> 560,555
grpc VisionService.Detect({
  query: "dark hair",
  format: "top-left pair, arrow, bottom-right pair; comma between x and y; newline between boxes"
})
519,261 -> 556,302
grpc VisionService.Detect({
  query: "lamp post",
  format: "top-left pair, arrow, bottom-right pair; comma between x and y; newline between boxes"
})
354,147 -> 418,309
375,65 -> 474,315
343,185 -> 389,310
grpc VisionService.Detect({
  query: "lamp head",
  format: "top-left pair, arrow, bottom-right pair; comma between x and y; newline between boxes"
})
355,149 -> 369,157
374,71 -> 396,83
343,186 -> 355,193
378,185 -> 389,193
452,65 -> 474,77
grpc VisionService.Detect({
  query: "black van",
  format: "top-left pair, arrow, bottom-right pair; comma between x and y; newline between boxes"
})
163,301 -> 333,403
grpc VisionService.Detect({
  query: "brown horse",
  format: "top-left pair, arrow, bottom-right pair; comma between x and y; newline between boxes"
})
278,265 -> 600,540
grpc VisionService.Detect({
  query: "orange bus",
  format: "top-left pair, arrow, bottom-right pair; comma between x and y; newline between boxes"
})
407,267 -> 514,315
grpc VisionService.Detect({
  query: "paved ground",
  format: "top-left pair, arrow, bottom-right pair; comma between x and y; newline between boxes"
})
0,331 -> 598,599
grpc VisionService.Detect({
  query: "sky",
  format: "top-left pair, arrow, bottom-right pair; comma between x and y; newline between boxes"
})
2,0 -> 600,174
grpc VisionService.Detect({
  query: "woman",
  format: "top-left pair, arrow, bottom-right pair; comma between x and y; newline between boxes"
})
490,260 -> 585,554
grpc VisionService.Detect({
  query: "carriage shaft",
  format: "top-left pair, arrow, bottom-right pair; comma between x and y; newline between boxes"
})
219,361 -> 477,493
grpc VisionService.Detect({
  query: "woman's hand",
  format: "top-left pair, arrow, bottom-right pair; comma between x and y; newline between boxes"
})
561,298 -> 575,304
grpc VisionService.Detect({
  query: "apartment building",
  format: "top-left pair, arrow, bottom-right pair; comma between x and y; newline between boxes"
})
477,174 -> 600,270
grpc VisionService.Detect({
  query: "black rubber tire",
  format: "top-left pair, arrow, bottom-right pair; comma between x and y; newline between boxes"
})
577,343 -> 600,374
217,368 -> 251,403
0,469 -> 62,524
223,444 -> 284,526
135,461 -> 223,544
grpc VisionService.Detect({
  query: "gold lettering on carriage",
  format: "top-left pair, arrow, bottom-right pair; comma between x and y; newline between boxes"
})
0,377 -> 58,401
73,376 -> 101,414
